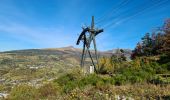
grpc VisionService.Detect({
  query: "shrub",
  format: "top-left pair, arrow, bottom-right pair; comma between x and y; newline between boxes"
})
38,83 -> 59,99
55,72 -> 115,93
57,74 -> 103,93
114,74 -> 127,85
98,57 -> 113,74
63,81 -> 77,93
79,74 -> 102,86
54,68 -> 83,93
8,84 -> 38,100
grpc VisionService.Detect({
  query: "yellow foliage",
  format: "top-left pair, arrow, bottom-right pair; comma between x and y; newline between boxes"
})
98,57 -> 113,73
131,57 -> 141,69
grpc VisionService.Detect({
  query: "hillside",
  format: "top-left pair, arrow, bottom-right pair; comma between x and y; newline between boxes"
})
0,46 -> 135,99
0,46 -> 131,68
0,46 -> 131,90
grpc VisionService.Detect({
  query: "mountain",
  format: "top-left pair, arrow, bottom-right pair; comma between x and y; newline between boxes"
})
0,46 -> 132,63
0,46 -> 131,90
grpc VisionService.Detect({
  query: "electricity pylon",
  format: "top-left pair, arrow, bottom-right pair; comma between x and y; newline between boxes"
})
76,16 -> 103,73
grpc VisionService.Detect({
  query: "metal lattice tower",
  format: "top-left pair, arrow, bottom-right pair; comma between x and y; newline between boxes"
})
76,16 -> 103,73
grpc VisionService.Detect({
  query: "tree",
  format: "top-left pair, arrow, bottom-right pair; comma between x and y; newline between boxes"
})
162,19 -> 170,55
131,42 -> 143,59
158,19 -> 170,69
132,33 -> 153,58
132,29 -> 166,58
141,33 -> 153,56
112,49 -> 126,62
152,32 -> 164,55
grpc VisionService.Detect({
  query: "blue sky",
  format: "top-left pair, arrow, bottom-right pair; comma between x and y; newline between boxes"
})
0,0 -> 170,51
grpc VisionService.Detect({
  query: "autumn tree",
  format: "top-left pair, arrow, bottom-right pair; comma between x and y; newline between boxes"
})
132,33 -> 153,58
132,21 -> 168,58
152,32 -> 164,55
131,42 -> 143,59
162,19 -> 170,55
158,18 -> 170,69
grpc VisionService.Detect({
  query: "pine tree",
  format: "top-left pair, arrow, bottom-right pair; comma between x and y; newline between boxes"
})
152,32 -> 164,55
141,33 -> 152,56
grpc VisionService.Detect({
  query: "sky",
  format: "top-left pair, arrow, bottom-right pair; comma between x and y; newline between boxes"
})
0,0 -> 170,51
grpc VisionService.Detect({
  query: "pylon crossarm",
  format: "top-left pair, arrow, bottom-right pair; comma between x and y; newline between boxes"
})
95,29 -> 103,36
76,27 -> 90,45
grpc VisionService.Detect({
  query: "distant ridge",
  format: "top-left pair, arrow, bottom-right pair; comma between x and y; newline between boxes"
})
1,46 -> 132,59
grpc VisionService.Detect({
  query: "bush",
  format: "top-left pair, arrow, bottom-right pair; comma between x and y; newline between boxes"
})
114,74 -> 127,85
55,67 -> 82,85
98,57 -> 113,74
55,73 -> 76,86
79,74 -> 115,87
8,84 -> 38,100
63,81 -> 77,93
79,74 -> 102,86
54,68 -> 83,93
38,83 -> 59,99
55,72 -> 116,93
58,74 -> 104,93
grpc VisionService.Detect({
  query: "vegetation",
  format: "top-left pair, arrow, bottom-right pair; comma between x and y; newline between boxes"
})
9,84 -> 38,100
6,70 -> 170,100
0,19 -> 170,99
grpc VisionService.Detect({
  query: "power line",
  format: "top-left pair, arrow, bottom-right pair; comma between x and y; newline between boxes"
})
108,0 -> 167,27
96,0 -> 127,22
102,0 -> 155,28
96,0 -> 130,24
103,0 -> 169,29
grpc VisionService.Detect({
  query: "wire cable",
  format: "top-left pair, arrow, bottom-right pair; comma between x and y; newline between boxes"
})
103,0 -> 169,29
96,0 -> 130,24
